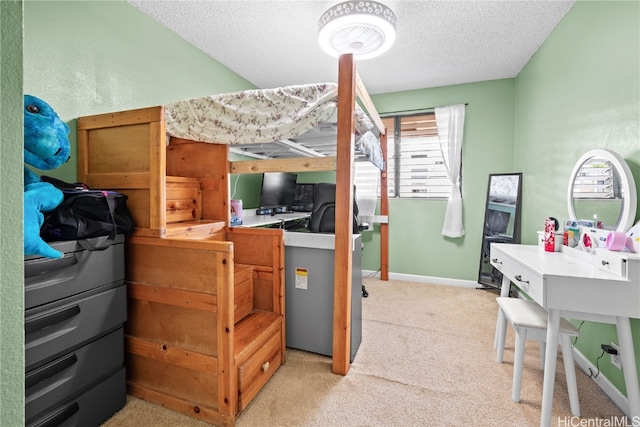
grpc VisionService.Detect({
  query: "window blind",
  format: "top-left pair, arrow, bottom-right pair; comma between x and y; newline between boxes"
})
355,111 -> 457,199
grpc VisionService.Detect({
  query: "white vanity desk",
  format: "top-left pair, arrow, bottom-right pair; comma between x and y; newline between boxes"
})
491,243 -> 640,426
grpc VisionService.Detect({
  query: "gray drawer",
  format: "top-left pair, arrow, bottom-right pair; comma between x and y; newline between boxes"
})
25,284 -> 126,371
24,235 -> 125,310
26,367 -> 126,427
26,327 -> 124,421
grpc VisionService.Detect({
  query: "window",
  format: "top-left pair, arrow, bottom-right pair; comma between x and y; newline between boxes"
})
355,112 -> 460,199
353,159 -> 381,198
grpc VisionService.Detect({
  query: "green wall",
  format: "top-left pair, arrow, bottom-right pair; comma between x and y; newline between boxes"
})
24,0 -> 256,183
515,0 -> 639,244
2,0 -> 638,419
1,2 -> 25,425
513,0 -> 639,400
370,0 -> 640,400
7,0 -> 257,424
371,79 -> 516,278
20,0 -> 519,283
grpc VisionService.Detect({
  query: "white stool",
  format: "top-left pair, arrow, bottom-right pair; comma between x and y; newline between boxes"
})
495,297 -> 581,416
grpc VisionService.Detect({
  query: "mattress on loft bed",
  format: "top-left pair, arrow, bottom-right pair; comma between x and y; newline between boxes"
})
163,83 -> 384,170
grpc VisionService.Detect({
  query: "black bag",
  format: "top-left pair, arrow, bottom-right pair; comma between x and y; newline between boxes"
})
40,176 -> 135,245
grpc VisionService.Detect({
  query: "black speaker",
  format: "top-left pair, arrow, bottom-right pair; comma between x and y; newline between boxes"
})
292,183 -> 316,211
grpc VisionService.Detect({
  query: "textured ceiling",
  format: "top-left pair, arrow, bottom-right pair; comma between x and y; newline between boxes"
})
128,0 -> 576,95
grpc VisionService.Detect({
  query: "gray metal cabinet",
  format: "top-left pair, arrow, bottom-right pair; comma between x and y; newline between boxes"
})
24,235 -> 127,427
284,233 -> 362,362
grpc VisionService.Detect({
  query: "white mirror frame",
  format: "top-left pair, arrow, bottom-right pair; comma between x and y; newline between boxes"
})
567,149 -> 637,232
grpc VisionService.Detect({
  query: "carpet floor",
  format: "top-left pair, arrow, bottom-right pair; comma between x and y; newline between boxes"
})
101,277 -> 627,427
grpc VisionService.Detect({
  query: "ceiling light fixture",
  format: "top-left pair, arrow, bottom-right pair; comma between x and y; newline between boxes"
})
318,1 -> 397,60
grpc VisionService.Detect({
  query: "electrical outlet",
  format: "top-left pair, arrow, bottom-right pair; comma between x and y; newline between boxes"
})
610,342 -> 622,370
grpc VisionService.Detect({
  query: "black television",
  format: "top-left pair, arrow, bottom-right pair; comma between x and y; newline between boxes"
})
259,172 -> 298,209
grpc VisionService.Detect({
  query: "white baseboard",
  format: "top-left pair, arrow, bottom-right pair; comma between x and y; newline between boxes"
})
572,347 -> 630,417
362,270 -> 479,289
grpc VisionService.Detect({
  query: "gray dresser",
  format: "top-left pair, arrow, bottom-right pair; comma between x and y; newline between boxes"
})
24,235 -> 127,427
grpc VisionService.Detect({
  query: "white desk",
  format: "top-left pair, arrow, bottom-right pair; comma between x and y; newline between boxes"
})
232,209 -> 310,228
491,244 -> 640,426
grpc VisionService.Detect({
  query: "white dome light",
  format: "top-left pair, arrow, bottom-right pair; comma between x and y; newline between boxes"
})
318,1 -> 397,60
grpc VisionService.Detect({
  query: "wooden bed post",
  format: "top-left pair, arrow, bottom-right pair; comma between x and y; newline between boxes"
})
332,54 -> 356,375
379,131 -> 389,281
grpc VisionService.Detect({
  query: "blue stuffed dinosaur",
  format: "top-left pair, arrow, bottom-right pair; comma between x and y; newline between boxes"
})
23,94 -> 71,258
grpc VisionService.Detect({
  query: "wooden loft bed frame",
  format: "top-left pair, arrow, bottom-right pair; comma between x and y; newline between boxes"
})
230,54 -> 389,374
334,54 -> 388,374
76,55 -> 387,425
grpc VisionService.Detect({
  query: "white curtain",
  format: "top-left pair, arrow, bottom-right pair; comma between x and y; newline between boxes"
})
435,104 -> 466,238
356,196 -> 378,226
354,161 -> 380,226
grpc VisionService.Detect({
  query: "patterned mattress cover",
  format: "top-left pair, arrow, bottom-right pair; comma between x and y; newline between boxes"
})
164,83 -> 384,170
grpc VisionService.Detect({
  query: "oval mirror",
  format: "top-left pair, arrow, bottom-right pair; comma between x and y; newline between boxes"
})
567,149 -> 637,232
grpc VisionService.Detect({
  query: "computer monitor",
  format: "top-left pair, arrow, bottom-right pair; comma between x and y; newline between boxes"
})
259,172 -> 297,209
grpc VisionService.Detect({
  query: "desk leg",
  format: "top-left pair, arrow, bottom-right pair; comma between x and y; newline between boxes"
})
541,309 -> 560,427
494,274 -> 512,351
617,316 -> 640,419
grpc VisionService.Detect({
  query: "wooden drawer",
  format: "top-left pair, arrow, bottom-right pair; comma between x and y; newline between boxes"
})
237,329 -> 282,411
166,176 -> 202,224
234,265 -> 254,323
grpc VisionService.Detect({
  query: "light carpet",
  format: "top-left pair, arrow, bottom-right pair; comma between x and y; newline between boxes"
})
101,278 -> 627,427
